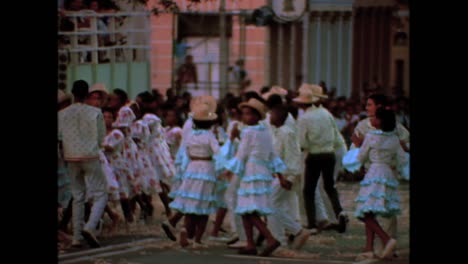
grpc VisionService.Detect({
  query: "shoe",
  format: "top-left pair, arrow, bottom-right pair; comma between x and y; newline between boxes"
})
226,236 -> 239,245
207,236 -> 231,242
161,221 -> 177,241
238,247 -> 258,255
307,228 -> 319,235
355,251 -> 375,261
337,212 -> 349,233
228,241 -> 247,249
291,229 -> 310,250
81,229 -> 100,248
380,238 -> 397,259
259,240 -> 281,257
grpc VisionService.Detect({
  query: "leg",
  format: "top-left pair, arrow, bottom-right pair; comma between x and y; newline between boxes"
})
82,160 -> 108,247
321,154 -> 343,217
364,213 -> 391,246
59,198 -> 73,232
120,198 -> 134,223
211,207 -> 228,237
68,162 -> 86,242
185,214 -> 196,239
250,213 -> 280,256
169,211 -> 184,228
195,215 -> 209,243
363,219 -> 375,252
268,179 -> 296,246
158,192 -> 172,218
303,154 -> 322,228
241,214 -> 255,250
104,203 -> 120,232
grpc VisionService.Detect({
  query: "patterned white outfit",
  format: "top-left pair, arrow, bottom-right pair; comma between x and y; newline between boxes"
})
58,103 -> 108,241
131,120 -> 163,194
169,129 -> 220,215
165,126 -> 182,160
102,129 -> 134,199
144,114 -> 175,185
224,123 -> 286,216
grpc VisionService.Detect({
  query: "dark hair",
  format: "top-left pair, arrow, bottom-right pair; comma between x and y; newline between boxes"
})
271,105 -> 288,126
113,88 -> 128,105
193,119 -> 215,130
368,93 -> 388,108
71,80 -> 89,99
266,94 -> 283,109
375,108 -> 396,132
101,107 -> 115,119
260,86 -> 271,94
243,91 -> 266,104
137,91 -> 154,104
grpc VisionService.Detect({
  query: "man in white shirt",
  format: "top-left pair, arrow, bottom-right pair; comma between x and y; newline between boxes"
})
58,80 -> 107,248
294,84 -> 347,233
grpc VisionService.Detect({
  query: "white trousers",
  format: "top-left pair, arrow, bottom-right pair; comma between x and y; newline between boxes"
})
268,178 -> 302,246
68,159 -> 108,241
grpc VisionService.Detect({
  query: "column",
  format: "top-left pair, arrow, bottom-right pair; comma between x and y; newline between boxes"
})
368,7 -> 376,80
302,12 -> 310,84
337,12 -> 343,97
264,24 -> 271,87
290,23 -> 296,90
315,12 -> 322,84
347,12 -> 353,99
278,23 -> 284,86
381,7 -> 392,95
378,7 -> 385,90
326,13 -> 332,88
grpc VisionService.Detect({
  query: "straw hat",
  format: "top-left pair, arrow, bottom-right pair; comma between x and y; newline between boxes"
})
190,95 -> 217,114
112,106 -> 136,127
262,85 -> 288,100
192,97 -> 218,121
293,83 -> 328,104
239,98 -> 266,119
89,83 -> 109,95
58,89 -> 71,104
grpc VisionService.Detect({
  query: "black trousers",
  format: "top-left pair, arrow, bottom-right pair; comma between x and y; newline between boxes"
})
303,153 -> 343,228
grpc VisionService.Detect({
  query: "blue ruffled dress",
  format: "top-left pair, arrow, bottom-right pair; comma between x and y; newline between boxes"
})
352,130 -> 409,218
169,129 -> 221,215
224,123 -> 286,216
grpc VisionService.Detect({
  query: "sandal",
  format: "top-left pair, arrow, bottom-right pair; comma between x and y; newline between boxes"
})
259,240 -> 281,257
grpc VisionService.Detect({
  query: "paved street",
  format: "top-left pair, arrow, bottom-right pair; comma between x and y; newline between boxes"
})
59,181 -> 410,264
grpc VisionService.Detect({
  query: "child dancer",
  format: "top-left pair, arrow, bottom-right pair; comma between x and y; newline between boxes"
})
110,106 -> 142,224
169,97 -> 220,247
224,98 -> 284,256
267,105 -> 311,250
143,113 -> 174,218
351,108 -> 408,260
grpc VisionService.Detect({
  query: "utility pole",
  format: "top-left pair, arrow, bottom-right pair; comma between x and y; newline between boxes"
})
219,0 -> 228,98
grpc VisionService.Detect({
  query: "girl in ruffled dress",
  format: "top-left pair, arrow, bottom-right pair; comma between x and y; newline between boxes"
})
143,113 -> 174,218
109,106 -> 142,223
224,98 -> 284,257
169,99 -> 220,247
128,102 -> 162,221
353,108 -> 408,260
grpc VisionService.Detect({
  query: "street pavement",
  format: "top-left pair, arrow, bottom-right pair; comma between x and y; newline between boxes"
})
59,181 -> 410,264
